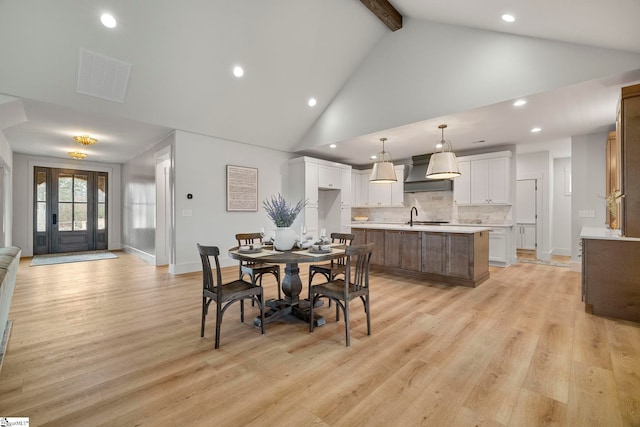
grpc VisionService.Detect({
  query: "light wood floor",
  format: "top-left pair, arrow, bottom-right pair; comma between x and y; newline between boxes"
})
1,252 -> 639,426
517,249 -> 571,265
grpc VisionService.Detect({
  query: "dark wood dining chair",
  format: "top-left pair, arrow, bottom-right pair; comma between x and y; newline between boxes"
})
198,243 -> 264,349
236,232 -> 281,301
309,243 -> 374,346
308,232 -> 354,307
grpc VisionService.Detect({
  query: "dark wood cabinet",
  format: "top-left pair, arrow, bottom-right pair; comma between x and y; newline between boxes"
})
422,232 -> 446,275
447,233 -> 474,279
402,231 -> 421,271
422,231 -> 489,284
605,130 -> 619,229
352,227 -> 366,245
620,84 -> 640,237
352,227 -> 489,287
582,237 -> 640,323
352,227 -> 384,265
366,229 -> 385,265
384,230 -> 421,271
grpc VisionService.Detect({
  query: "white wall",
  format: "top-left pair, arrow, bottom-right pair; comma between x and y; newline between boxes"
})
121,133 -> 175,264
517,151 -> 551,260
297,18 -> 640,151
172,130 -> 293,274
552,157 -> 572,256
571,132 -> 607,265
12,154 -> 122,256
0,132 -> 12,246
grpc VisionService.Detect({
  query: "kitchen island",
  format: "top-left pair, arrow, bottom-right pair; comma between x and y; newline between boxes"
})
581,226 -> 640,323
351,223 -> 491,287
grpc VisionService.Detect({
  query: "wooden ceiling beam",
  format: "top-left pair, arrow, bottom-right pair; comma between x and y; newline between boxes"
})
359,0 -> 403,31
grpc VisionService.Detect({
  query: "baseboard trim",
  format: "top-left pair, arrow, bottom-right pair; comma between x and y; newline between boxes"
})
123,245 -> 155,265
0,320 -> 13,374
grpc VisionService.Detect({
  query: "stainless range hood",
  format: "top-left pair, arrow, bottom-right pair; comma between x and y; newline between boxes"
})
404,154 -> 453,192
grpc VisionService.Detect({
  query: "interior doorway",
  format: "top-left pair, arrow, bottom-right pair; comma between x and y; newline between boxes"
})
516,179 -> 538,253
155,155 -> 170,266
33,167 -> 108,254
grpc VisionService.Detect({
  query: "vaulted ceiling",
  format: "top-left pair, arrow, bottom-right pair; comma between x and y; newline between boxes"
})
1,0 -> 639,165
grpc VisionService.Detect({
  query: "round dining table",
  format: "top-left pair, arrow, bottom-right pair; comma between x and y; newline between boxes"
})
228,245 -> 346,327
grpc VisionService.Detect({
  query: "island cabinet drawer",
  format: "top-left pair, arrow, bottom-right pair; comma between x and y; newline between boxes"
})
384,230 -> 421,271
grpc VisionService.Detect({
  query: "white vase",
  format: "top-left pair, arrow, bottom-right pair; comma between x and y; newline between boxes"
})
274,226 -> 296,251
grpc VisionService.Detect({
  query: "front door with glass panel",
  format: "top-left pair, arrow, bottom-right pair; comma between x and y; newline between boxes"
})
34,167 -> 108,254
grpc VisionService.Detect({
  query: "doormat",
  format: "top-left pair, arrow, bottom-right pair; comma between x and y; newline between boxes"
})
31,251 -> 118,266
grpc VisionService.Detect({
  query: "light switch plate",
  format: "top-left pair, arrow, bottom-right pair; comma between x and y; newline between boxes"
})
578,210 -> 595,218
182,209 -> 193,217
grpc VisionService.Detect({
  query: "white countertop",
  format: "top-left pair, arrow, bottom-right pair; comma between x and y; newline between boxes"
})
580,226 -> 640,241
447,223 -> 513,228
350,222 -> 491,233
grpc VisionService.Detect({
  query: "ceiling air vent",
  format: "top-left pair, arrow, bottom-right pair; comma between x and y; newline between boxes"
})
77,48 -> 131,103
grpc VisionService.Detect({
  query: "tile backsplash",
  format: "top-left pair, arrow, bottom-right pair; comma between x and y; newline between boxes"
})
351,191 -> 511,224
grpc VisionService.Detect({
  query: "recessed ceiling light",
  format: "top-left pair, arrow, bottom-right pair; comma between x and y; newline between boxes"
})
513,99 -> 527,107
502,14 -> 515,23
531,127 -> 542,133
100,13 -> 117,28
370,155 -> 377,160
233,66 -> 244,78
329,144 -> 337,149
308,98 -> 317,107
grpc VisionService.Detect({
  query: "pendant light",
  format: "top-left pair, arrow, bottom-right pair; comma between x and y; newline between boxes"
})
370,137 -> 397,183
426,124 -> 461,179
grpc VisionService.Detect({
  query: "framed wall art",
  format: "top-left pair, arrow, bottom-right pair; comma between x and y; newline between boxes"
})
226,165 -> 258,212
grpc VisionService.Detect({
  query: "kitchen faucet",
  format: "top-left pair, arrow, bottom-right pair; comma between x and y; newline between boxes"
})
410,206 -> 418,227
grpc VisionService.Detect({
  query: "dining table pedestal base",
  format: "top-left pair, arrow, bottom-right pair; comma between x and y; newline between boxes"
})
253,298 -> 326,327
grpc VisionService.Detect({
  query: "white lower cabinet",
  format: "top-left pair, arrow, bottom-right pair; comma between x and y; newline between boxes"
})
516,223 -> 536,250
304,205 -> 319,237
489,227 -> 513,266
341,206 -> 352,233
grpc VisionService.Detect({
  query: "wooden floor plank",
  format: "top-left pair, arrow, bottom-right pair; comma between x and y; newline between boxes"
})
508,388 -> 567,427
0,254 -> 638,425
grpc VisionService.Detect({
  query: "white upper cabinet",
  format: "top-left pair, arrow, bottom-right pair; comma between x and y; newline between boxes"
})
305,162 -> 319,205
365,165 -> 405,207
318,165 -> 342,189
351,170 -> 370,207
368,179 -> 391,206
456,151 -> 511,205
391,165 -> 405,206
341,168 -> 351,205
453,160 -> 471,205
288,156 -> 352,234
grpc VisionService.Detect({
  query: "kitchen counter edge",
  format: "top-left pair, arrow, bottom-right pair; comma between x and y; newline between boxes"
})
580,226 -> 640,241
350,223 -> 492,233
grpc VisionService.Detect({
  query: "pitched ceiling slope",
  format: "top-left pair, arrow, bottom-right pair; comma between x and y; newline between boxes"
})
0,0 -> 387,154
296,18 -> 640,159
394,0 -> 640,54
